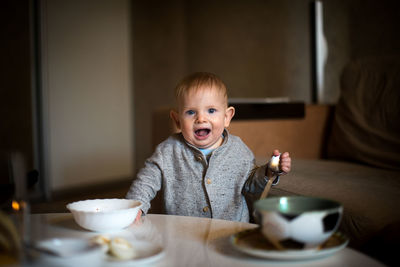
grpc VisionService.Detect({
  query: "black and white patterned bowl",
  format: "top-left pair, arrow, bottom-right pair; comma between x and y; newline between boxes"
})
254,196 -> 343,250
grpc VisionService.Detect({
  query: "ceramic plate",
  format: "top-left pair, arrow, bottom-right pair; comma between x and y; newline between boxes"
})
31,238 -> 105,267
231,228 -> 348,261
104,239 -> 164,266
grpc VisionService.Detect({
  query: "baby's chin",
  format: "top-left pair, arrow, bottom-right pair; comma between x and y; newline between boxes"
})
193,137 -> 224,150
187,140 -> 210,149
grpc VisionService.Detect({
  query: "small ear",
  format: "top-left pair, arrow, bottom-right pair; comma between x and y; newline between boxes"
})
224,106 -> 235,128
170,109 -> 181,130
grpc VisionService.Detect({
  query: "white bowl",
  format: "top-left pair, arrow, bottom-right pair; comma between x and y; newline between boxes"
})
32,237 -> 104,267
66,199 -> 142,232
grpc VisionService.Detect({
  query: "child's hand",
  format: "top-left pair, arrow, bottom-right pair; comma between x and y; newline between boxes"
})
134,209 -> 142,225
279,150 -> 291,174
267,149 -> 291,177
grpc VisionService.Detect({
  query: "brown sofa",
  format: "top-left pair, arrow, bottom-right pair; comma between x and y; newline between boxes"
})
152,57 -> 400,266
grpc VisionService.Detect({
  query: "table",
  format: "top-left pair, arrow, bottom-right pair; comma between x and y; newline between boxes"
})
24,213 -> 383,267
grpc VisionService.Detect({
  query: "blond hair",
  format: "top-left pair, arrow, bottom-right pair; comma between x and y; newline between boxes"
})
174,72 -> 228,105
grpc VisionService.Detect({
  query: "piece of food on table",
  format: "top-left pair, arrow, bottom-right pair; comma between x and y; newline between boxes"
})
109,237 -> 137,260
91,235 -> 111,252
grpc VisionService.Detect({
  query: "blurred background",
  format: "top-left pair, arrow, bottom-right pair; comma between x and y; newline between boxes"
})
1,0 -> 399,210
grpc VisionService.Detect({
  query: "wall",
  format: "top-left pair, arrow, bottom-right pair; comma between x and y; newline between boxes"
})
347,0 -> 400,59
132,0 -> 186,170
2,0 -> 398,194
132,0 -> 400,169
0,0 -> 34,175
41,0 -> 134,191
322,0 -> 400,103
185,0 -> 311,101
133,0 -> 314,168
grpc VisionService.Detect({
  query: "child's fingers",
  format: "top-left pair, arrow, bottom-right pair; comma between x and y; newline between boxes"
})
281,156 -> 291,164
279,154 -> 291,173
281,152 -> 290,158
272,149 -> 280,156
281,164 -> 291,173
269,150 -> 291,174
134,209 -> 142,224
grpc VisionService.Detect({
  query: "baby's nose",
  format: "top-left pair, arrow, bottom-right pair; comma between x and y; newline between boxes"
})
196,112 -> 207,123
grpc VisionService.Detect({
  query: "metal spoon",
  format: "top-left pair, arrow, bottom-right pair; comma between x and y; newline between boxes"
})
259,155 -> 281,199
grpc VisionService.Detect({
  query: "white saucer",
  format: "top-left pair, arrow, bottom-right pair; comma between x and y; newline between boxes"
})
104,239 -> 164,266
230,228 -> 348,261
31,238 -> 104,267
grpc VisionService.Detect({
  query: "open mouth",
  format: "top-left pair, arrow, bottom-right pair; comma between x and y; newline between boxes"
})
194,128 -> 211,139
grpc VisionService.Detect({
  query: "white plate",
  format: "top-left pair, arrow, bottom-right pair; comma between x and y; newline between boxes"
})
104,239 -> 164,266
231,228 -> 348,261
31,238 -> 104,267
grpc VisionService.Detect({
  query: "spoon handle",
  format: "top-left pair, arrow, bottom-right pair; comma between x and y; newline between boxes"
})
260,176 -> 275,199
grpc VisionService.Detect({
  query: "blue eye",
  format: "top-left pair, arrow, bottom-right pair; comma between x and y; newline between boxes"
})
208,108 -> 216,114
185,110 -> 195,116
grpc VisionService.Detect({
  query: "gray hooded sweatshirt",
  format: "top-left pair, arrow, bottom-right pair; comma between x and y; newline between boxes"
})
126,130 -> 274,222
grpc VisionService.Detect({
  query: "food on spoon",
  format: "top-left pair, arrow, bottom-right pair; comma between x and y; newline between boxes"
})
109,237 -> 137,260
269,154 -> 280,172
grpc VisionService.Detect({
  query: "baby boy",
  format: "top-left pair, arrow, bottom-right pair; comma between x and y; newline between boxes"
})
126,72 -> 291,222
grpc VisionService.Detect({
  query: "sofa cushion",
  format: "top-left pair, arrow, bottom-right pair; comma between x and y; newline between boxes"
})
265,158 -> 400,250
327,56 -> 400,170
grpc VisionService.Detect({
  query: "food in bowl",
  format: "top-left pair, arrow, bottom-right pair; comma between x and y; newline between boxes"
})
254,196 -> 343,250
66,199 -> 142,232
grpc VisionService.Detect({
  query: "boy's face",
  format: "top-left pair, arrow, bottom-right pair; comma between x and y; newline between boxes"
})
171,86 -> 235,150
